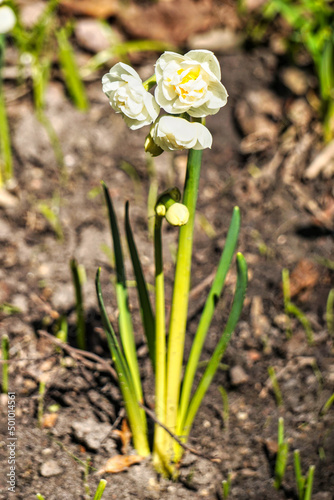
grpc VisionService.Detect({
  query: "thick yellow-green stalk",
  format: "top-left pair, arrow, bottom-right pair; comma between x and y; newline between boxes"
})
165,148 -> 203,460
153,216 -> 168,471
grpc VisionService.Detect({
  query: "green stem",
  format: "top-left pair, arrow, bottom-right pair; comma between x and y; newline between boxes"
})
153,216 -> 168,472
165,148 -> 203,458
0,34 -> 13,185
142,74 -> 156,91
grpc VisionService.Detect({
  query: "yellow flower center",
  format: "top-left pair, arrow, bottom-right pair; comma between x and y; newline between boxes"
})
176,67 -> 201,97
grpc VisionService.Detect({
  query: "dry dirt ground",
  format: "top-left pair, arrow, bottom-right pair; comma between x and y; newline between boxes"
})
0,4 -> 334,500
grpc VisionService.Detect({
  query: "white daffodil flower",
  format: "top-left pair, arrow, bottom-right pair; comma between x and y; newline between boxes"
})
155,50 -> 228,118
102,62 -> 160,130
148,116 -> 212,154
0,3 -> 16,34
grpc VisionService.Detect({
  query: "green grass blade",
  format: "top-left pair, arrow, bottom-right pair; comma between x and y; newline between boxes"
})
326,288 -> 334,335
125,201 -> 155,366
0,35 -> 13,185
95,268 -> 149,456
268,366 -> 283,407
36,494 -> 46,500
274,441 -> 289,490
102,182 -> 143,405
178,206 -> 241,432
294,450 -> 305,500
181,253 -> 248,440
304,465 -> 315,500
278,417 -> 284,446
1,334 -> 9,393
57,26 -> 88,111
286,302 -> 314,346
274,417 -> 288,490
70,259 -> 86,350
93,479 -> 107,500
320,392 -> 334,416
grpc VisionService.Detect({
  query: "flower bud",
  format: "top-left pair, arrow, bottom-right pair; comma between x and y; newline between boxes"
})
145,133 -> 163,157
165,203 -> 189,226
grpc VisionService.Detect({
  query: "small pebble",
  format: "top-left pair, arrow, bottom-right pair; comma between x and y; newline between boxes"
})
40,460 -> 62,477
230,365 -> 249,386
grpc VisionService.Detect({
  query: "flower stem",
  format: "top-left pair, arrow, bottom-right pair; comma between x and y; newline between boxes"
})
165,148 -> 203,459
153,215 -> 168,472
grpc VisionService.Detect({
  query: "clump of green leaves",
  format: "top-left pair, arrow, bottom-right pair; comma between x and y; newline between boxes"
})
262,0 -> 334,141
274,418 -> 315,498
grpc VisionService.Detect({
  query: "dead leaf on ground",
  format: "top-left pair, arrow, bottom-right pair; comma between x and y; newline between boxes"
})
59,0 -> 119,18
289,259 -> 319,300
42,413 -> 58,429
97,454 -> 143,474
112,418 -> 132,454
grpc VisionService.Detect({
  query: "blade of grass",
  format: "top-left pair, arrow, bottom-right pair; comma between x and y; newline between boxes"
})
93,479 -> 107,500
268,366 -> 283,407
101,182 -> 143,406
286,302 -> 314,346
0,35 -> 12,185
294,450 -> 305,500
95,268 -> 149,456
304,465 -> 315,500
326,288 -> 334,335
218,385 -> 229,432
70,259 -> 86,350
178,206 -> 241,433
180,253 -> 248,444
125,201 -> 155,366
274,417 -> 288,490
320,392 -> 334,416
57,26 -> 89,111
1,334 -> 9,393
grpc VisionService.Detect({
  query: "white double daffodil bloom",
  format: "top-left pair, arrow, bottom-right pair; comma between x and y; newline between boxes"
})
0,2 -> 16,34
149,116 -> 212,154
155,50 -> 228,118
102,62 -> 160,130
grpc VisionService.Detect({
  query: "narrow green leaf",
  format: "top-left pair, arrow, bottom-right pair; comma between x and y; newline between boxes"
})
0,36 -> 13,185
294,450 -> 305,500
93,479 -> 107,500
70,259 -> 86,350
304,465 -> 315,500
274,442 -> 289,490
1,334 -> 9,394
181,252 -> 248,439
125,201 -> 155,366
57,26 -> 88,111
277,417 -> 284,447
95,268 -> 149,456
320,392 -> 334,416
178,207 -> 241,432
326,288 -> 334,335
101,182 -> 143,405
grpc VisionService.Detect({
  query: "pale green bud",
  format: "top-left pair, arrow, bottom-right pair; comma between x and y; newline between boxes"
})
165,203 -> 189,226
